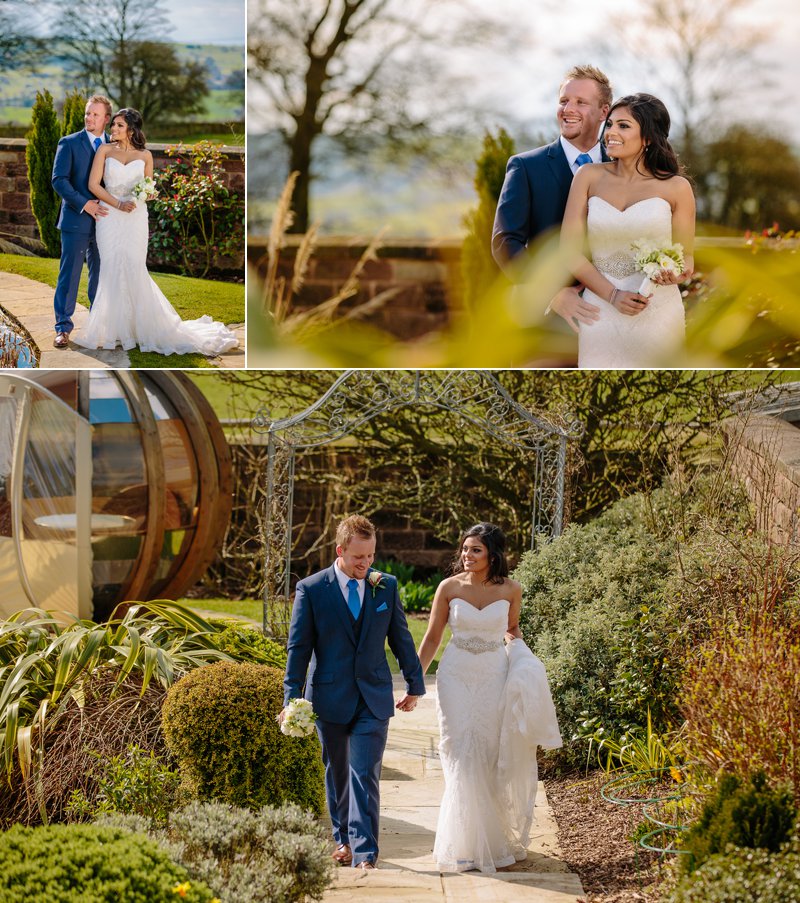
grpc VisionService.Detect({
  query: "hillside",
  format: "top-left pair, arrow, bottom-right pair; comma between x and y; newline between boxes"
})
0,42 -> 243,126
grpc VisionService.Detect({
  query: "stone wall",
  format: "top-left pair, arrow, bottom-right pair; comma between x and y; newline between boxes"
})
724,412 -> 800,545
0,138 -> 244,270
248,235 -> 463,339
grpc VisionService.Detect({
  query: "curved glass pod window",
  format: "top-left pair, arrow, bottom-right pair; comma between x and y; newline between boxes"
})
0,375 -> 92,621
0,371 -> 231,622
82,372 -> 150,618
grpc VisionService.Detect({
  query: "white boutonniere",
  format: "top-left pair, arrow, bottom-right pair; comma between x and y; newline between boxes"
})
367,571 -> 387,597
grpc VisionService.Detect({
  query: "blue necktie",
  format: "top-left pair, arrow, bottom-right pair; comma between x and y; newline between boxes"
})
346,578 -> 361,619
575,152 -> 592,168
93,137 -> 102,152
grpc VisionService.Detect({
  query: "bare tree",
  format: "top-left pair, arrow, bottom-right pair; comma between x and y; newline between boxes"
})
248,0 -> 517,232
597,0 -> 768,179
51,0 -> 209,124
0,0 -> 44,70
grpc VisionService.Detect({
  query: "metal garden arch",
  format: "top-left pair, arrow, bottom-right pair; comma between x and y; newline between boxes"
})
253,370 -> 581,634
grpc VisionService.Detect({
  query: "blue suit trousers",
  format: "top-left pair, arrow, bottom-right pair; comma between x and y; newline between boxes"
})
54,230 -> 100,334
316,696 -> 389,865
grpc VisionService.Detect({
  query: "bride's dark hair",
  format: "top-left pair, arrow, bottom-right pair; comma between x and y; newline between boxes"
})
450,522 -> 509,585
604,93 -> 683,180
113,108 -> 147,150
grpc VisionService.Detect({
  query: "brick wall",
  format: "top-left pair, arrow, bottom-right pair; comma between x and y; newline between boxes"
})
0,137 -> 244,271
248,235 -> 463,339
724,412 -> 800,545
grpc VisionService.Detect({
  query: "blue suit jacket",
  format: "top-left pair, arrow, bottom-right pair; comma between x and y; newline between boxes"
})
52,131 -> 102,234
283,564 -> 426,723
492,139 -> 609,282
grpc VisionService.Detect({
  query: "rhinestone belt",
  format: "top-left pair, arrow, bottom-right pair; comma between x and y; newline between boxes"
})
594,252 -> 638,279
451,635 -> 503,654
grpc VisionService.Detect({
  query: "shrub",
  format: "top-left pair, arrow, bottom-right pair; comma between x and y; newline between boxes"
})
210,619 -> 287,668
399,579 -> 437,613
668,837 -> 800,903
26,89 -> 61,257
374,558 -> 416,583
0,671 -> 169,828
0,601 -> 230,787
680,772 -> 797,874
100,800 -> 334,903
67,744 -> 181,828
162,661 -> 325,813
0,823 -> 216,902
150,141 -> 244,278
680,622 -> 800,800
515,489 -> 677,762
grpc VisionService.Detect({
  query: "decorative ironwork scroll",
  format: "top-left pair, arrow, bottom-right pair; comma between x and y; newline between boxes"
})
253,370 -> 582,635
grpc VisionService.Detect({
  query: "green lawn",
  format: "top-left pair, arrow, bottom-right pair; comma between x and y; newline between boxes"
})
0,254 -> 244,367
182,597 -> 449,675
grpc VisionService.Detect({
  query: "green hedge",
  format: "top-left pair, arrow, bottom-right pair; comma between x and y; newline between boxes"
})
0,823 -> 215,902
162,661 -> 325,813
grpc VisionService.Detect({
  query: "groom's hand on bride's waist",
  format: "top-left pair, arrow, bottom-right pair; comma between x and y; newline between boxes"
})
547,286 -> 600,333
82,199 -> 109,219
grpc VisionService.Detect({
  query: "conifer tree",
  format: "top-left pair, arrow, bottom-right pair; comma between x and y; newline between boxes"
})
26,90 -> 62,257
62,90 -> 87,136
460,129 -> 515,308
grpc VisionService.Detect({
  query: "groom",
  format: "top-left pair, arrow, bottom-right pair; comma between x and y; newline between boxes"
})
51,94 -> 112,348
492,64 -> 612,331
281,514 -> 425,869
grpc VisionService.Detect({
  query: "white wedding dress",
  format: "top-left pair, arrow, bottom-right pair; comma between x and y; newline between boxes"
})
434,599 -> 562,873
72,158 -> 238,356
578,196 -> 685,368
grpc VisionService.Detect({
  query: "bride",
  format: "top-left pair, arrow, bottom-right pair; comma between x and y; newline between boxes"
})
559,93 -> 695,367
72,108 -> 238,356
417,523 -> 561,873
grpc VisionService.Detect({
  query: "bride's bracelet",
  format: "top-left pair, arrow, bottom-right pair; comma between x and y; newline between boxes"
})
608,287 -> 619,307
116,199 -> 121,209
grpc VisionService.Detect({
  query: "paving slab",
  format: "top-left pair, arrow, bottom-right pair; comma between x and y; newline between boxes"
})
322,676 -> 585,903
0,270 -> 244,369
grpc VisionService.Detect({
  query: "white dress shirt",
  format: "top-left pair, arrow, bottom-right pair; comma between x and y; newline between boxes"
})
85,129 -> 106,150
560,136 -> 602,174
334,559 -> 365,610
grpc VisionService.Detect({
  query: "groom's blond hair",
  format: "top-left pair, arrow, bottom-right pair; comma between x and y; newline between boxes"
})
561,65 -> 612,107
336,515 -> 376,550
86,94 -> 113,117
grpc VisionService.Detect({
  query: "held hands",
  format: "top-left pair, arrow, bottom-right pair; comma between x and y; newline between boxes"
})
547,286 -> 600,333
396,693 -> 419,712
610,287 -> 650,316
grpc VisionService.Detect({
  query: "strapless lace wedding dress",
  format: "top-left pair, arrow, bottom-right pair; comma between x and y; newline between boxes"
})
578,196 -> 685,368
434,598 -> 562,873
72,158 -> 238,356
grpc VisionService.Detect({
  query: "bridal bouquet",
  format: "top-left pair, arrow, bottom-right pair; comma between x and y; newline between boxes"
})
630,239 -> 685,295
279,698 -> 317,737
131,177 -> 158,202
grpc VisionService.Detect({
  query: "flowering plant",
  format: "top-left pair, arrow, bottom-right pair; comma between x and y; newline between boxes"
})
630,239 -> 685,295
131,176 -> 158,202
279,698 -> 317,738
367,571 -> 387,597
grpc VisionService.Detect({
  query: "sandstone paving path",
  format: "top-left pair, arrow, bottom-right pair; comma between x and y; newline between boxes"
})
0,271 -> 245,369
323,675 -> 585,903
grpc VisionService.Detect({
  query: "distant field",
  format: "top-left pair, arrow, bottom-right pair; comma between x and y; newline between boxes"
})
0,41 -> 243,126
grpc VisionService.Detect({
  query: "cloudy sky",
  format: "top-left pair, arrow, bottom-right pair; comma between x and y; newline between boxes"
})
162,0 -> 244,44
